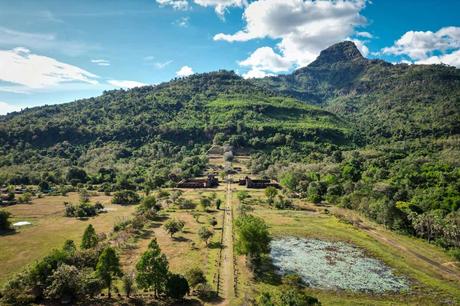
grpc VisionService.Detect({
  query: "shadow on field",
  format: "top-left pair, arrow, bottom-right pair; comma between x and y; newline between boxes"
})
0,229 -> 16,236
173,236 -> 191,242
254,255 -> 282,285
208,241 -> 223,249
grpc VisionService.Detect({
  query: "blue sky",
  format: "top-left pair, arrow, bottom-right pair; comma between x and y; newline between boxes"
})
0,0 -> 459,114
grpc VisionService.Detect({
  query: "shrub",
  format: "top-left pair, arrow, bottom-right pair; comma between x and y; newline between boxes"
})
0,210 -> 12,231
163,219 -> 185,237
166,273 -> 189,299
179,199 -> 196,210
195,283 -> 216,299
184,268 -> 207,288
44,264 -> 84,302
112,190 -> 140,205
198,227 -> 214,246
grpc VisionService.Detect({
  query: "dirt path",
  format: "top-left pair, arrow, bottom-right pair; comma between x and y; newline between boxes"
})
217,177 -> 235,304
363,227 -> 460,281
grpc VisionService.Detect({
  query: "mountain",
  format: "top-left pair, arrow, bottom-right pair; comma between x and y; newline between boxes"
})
0,41 -> 459,184
254,41 -> 460,142
0,70 -> 348,184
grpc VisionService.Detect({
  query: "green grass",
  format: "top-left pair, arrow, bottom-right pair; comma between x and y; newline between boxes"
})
234,199 -> 460,305
0,193 -> 137,286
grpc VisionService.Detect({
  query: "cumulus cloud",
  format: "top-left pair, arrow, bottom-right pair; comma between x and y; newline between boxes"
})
176,65 -> 194,77
381,26 -> 460,61
416,49 -> 460,67
0,47 -> 98,92
156,0 -> 189,10
214,0 -> 368,75
108,80 -> 148,88
194,0 -> 247,17
91,59 -> 110,66
156,0 -> 247,16
0,101 -> 22,115
239,46 -> 292,78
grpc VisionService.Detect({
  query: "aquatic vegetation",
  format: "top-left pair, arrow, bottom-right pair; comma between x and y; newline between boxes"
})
270,237 -> 409,293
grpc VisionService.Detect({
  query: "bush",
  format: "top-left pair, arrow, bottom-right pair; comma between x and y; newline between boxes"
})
179,199 -> 196,210
0,210 -> 12,231
195,283 -> 216,299
185,268 -> 207,288
166,273 -> 189,299
163,219 -> 185,237
44,264 -> 84,302
112,190 -> 140,205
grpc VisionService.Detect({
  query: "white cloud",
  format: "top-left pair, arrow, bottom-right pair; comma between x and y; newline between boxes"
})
0,47 -> 98,92
156,0 -> 189,10
0,27 -> 95,56
108,80 -> 148,88
416,49 -> 460,67
381,26 -> 460,60
0,101 -> 21,115
174,17 -> 190,27
239,46 -> 292,77
156,0 -> 247,17
91,59 -> 110,66
214,0 -> 367,75
356,31 -> 372,39
194,0 -> 247,17
242,69 -> 274,79
154,60 -> 173,69
176,65 -> 194,77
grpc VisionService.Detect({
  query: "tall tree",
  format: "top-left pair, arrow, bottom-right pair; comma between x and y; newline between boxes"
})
136,238 -> 169,297
96,247 -> 122,298
235,215 -> 271,265
81,224 -> 98,249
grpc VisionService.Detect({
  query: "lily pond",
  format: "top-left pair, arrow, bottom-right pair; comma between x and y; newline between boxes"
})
270,237 -> 409,293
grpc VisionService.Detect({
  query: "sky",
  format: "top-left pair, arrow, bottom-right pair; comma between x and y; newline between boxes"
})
0,0 -> 459,114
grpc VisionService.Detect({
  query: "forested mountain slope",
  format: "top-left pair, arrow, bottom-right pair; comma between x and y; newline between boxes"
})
254,41 -> 460,143
0,71 -> 348,184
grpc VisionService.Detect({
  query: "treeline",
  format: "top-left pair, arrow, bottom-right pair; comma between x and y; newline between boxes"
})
257,137 -> 460,249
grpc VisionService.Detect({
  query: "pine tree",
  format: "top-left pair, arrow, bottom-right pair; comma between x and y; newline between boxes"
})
81,224 -> 98,249
136,238 -> 169,297
96,247 -> 122,298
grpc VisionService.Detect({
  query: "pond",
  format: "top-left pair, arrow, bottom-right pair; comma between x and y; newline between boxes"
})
270,237 -> 409,293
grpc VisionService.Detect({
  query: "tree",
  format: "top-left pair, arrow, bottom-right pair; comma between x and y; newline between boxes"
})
236,191 -> 250,203
164,219 -> 185,237
215,198 -> 222,210
184,268 -> 207,288
235,215 -> 271,264
112,190 -> 140,205
209,217 -> 218,227
96,247 -> 122,298
66,167 -> 88,184
0,210 -> 12,231
198,227 -> 214,246
166,273 -> 189,299
63,240 -> 77,254
81,224 -> 98,249
136,239 -> 169,297
265,186 -> 278,204
122,272 -> 135,298
199,197 -> 212,211
38,180 -> 50,192
45,264 -> 83,302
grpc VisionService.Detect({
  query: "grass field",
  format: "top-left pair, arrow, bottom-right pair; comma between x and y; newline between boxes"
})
0,192 -> 136,286
118,188 -> 225,292
233,195 -> 460,305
